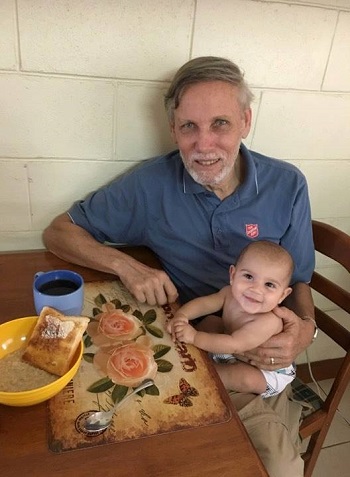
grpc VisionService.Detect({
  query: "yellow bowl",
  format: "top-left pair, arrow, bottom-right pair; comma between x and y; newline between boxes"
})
0,316 -> 83,406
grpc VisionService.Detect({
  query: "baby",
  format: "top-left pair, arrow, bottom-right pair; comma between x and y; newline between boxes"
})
168,241 -> 296,398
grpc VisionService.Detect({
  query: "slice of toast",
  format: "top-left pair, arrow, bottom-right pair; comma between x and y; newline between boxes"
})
22,306 -> 90,376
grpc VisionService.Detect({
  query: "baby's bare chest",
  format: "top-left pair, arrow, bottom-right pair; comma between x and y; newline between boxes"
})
222,298 -> 248,334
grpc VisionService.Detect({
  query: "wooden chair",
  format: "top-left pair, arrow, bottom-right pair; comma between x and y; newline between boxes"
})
298,220 -> 350,476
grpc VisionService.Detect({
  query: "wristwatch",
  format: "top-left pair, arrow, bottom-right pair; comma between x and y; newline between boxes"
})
301,315 -> 318,343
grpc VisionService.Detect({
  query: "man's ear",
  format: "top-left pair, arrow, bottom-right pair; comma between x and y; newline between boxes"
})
241,108 -> 252,139
229,265 -> 236,284
170,122 -> 177,143
278,287 -> 293,304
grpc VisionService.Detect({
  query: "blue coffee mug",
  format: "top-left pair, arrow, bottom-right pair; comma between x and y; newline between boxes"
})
33,270 -> 84,316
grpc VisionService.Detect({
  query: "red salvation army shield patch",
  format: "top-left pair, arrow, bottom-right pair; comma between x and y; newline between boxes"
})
245,224 -> 259,238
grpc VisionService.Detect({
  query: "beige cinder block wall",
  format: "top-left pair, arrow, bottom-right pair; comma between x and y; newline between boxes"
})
0,1 -> 349,362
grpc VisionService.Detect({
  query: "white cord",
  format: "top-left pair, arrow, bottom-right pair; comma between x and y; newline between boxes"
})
305,349 -> 350,427
305,348 -> 321,396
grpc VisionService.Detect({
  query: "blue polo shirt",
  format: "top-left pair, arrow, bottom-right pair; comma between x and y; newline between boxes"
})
68,144 -> 315,303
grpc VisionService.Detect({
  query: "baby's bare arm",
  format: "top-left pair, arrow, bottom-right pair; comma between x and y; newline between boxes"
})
167,289 -> 227,340
191,312 -> 283,354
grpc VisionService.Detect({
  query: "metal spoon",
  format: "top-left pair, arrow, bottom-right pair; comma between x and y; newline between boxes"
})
83,378 -> 154,432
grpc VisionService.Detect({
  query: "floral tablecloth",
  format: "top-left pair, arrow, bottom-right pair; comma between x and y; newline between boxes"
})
47,280 -> 232,453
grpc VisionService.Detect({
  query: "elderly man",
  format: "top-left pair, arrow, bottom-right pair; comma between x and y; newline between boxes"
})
44,56 -> 316,476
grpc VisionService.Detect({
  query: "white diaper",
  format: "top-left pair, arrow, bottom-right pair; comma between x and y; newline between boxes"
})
260,365 -> 296,398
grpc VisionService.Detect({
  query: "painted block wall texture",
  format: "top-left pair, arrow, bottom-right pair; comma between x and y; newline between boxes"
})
0,1 -> 349,338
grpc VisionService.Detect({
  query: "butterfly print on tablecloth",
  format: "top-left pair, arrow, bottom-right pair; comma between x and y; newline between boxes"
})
163,378 -> 199,407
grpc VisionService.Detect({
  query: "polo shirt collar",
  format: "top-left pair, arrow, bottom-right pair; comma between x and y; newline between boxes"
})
238,143 -> 259,199
182,169 -> 206,194
181,143 -> 258,197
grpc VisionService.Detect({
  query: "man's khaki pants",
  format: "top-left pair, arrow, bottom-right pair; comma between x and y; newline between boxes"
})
230,385 -> 304,477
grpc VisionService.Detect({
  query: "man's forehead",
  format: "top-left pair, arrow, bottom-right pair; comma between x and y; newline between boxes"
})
178,80 -> 240,102
174,82 -> 243,118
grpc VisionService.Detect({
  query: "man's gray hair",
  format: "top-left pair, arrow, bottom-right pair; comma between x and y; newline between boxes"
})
164,56 -> 254,122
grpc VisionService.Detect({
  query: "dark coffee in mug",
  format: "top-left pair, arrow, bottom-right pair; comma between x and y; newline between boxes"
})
33,269 -> 84,315
38,279 -> 80,296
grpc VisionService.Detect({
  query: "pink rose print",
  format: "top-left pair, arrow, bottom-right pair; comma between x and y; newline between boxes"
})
94,342 -> 157,387
88,308 -> 142,347
84,295 -> 172,399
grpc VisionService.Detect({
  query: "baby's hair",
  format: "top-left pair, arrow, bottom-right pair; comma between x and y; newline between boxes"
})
236,241 -> 294,282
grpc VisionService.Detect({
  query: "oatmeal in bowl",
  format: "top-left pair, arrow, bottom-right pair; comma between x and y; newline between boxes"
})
0,311 -> 88,406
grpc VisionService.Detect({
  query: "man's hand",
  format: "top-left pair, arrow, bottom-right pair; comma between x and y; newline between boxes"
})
118,258 -> 178,306
241,306 -> 314,370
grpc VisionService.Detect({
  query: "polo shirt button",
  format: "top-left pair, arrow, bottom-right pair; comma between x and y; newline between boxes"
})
217,228 -> 222,234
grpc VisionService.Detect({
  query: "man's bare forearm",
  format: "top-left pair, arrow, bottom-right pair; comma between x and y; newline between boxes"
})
284,282 -> 316,350
284,282 -> 314,319
43,213 -> 135,276
43,213 -> 178,306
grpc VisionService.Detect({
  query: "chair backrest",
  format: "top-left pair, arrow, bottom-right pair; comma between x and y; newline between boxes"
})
300,220 -> 350,477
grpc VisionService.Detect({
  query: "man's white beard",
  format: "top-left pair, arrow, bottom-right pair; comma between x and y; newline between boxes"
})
187,163 -> 232,187
180,151 -> 236,187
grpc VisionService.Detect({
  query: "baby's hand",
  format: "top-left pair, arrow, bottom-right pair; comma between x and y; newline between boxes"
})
167,314 -> 189,342
174,321 -> 196,344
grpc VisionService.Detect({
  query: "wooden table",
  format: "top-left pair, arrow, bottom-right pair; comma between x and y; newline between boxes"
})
0,249 -> 268,477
